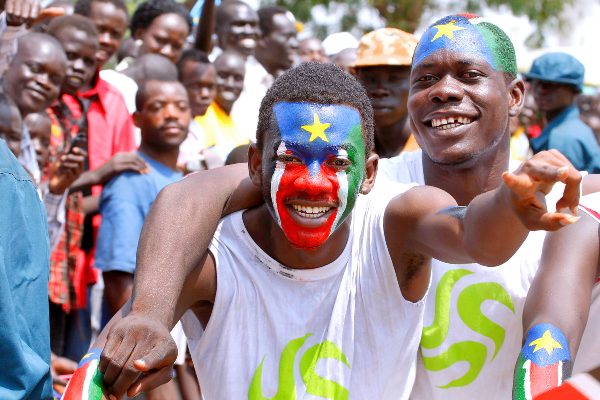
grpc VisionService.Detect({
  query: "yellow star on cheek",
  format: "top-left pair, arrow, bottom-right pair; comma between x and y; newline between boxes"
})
301,113 -> 331,143
529,330 -> 563,355
431,20 -> 466,42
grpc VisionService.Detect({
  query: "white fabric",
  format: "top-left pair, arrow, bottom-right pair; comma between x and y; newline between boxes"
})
171,321 -> 187,366
230,56 -> 273,142
377,150 -> 571,400
182,186 -> 425,400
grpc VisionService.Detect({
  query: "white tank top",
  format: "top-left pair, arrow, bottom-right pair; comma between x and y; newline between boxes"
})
182,188 -> 425,400
377,150 -> 575,400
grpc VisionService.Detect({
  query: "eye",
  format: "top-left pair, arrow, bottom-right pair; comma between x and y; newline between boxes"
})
276,153 -> 301,163
327,157 -> 351,169
461,70 -> 485,79
416,74 -> 436,82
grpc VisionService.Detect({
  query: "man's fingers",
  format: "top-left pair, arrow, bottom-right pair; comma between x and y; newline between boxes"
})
538,212 -> 581,231
106,361 -> 143,400
127,366 -> 175,398
557,169 -> 582,213
99,331 -> 124,373
133,342 -> 178,372
100,334 -> 136,385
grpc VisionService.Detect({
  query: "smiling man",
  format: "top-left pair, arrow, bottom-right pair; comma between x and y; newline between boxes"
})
61,62 -> 582,400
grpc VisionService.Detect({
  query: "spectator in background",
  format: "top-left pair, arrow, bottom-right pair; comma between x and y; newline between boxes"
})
195,50 -> 248,167
45,15 -> 140,363
74,0 -> 129,67
353,28 -> 419,157
2,32 -> 66,182
298,36 -> 328,63
95,79 -> 191,399
231,5 -> 299,141
0,0 -> 40,76
212,0 -> 260,60
525,52 -> 600,173
24,111 -> 52,171
127,0 -> 192,66
322,31 -> 358,72
578,90 -> 600,143
0,91 -> 22,157
176,49 -> 220,171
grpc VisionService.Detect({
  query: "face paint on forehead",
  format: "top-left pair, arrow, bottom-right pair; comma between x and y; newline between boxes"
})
413,14 -> 517,75
268,101 -> 366,249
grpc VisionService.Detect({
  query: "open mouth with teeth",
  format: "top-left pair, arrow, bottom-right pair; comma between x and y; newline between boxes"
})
429,116 -> 473,130
289,204 -> 334,219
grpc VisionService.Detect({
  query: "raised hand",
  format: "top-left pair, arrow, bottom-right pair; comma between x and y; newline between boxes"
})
5,0 -> 40,26
501,149 -> 581,231
48,147 -> 86,195
93,152 -> 149,185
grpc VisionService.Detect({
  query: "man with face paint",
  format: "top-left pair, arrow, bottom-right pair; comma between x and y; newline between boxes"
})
68,62 -> 582,400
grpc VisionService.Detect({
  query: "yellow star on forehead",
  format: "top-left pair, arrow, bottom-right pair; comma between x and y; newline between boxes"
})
431,20 -> 466,42
529,330 -> 563,355
301,113 -> 330,143
81,352 -> 94,360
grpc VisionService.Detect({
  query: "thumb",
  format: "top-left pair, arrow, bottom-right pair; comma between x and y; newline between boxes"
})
132,343 -> 177,372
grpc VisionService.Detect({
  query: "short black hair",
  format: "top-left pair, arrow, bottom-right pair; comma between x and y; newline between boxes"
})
256,62 -> 374,156
74,0 -> 129,18
257,5 -> 289,36
216,0 -> 252,27
47,14 -> 98,40
177,49 -> 210,79
130,0 -> 192,37
135,79 -> 185,111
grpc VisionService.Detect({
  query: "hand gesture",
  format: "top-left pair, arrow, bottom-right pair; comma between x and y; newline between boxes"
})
5,0 -> 40,26
48,147 -> 86,195
502,149 -> 581,231
94,152 -> 149,185
99,314 -> 178,399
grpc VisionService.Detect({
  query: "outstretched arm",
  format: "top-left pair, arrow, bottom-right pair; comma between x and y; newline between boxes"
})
386,150 -> 582,270
512,210 -> 599,399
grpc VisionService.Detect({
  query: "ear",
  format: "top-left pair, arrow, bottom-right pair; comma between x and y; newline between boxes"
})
508,78 -> 525,117
248,143 -> 262,188
132,111 -> 142,129
360,153 -> 379,194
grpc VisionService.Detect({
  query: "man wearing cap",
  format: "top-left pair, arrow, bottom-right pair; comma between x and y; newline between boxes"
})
526,52 -> 600,173
353,28 -> 419,158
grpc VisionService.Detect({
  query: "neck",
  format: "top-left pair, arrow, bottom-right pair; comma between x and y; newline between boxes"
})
545,105 -> 571,123
217,100 -> 232,115
254,48 -> 278,77
138,142 -> 179,170
422,133 -> 511,205
374,116 -> 410,158
244,205 -> 350,269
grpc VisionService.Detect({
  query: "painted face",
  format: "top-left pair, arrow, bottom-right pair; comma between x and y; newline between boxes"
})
268,102 -> 366,249
408,14 -> 518,165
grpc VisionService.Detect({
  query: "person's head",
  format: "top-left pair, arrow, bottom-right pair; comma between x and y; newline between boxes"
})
215,0 -> 260,58
74,0 -> 129,66
524,52 -> 584,119
256,6 -> 299,74
298,37 -> 328,63
134,80 -> 191,152
124,53 -> 178,86
47,15 -> 99,95
214,51 -> 245,114
177,49 -> 216,118
331,48 -> 357,73
24,111 -> 52,168
0,93 -> 23,157
117,36 -> 140,63
3,33 -> 67,116
130,0 -> 192,64
252,62 -> 376,249
408,14 -> 524,166
353,28 -> 417,129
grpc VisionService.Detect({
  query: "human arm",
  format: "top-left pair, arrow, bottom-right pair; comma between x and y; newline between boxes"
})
512,211 -> 599,399
386,150 -> 582,270
582,173 -> 600,195
68,152 -> 149,192
194,0 -> 215,53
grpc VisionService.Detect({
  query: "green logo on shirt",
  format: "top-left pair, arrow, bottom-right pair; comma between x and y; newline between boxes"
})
248,334 -> 350,400
421,269 -> 515,388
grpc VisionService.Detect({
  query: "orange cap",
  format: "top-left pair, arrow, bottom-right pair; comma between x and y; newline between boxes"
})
353,28 -> 418,67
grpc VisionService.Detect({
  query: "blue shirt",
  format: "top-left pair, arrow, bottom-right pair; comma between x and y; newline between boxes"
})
531,105 -> 600,173
0,139 -> 52,399
95,152 -> 183,274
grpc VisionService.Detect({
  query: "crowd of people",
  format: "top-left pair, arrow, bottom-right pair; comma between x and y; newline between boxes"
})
1,0 -> 600,399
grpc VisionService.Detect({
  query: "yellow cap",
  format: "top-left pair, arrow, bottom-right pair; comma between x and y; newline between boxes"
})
353,28 -> 418,67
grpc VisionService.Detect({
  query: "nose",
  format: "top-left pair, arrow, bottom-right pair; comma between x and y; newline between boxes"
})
293,162 -> 333,196
428,75 -> 464,103
98,32 -> 112,46
288,36 -> 299,51
163,102 -> 179,120
200,86 -> 211,99
73,58 -> 86,72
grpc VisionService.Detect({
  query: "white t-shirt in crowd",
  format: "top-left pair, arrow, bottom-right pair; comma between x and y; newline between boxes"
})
376,149 -> 582,400
182,186 -> 426,400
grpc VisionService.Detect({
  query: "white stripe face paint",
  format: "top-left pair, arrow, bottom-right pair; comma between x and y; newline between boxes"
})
270,141 -> 287,228
331,149 -> 349,233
